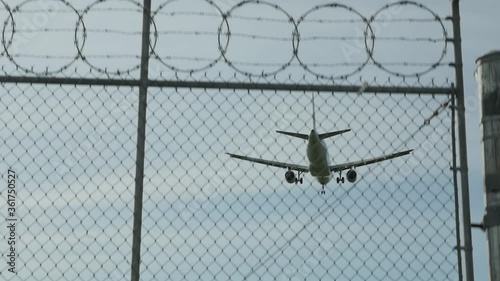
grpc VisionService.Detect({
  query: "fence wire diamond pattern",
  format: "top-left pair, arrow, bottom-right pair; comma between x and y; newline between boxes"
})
0,1 -> 461,281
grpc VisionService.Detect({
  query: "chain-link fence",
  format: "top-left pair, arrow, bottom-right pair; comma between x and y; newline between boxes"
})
0,1 -> 466,281
0,83 -> 458,281
140,88 -> 457,281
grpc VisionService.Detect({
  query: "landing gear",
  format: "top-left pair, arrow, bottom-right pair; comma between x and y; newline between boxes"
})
294,170 -> 304,184
336,171 -> 345,184
320,185 -> 326,195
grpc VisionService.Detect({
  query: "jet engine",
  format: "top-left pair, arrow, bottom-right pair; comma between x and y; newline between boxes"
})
285,170 -> 296,184
346,169 -> 357,183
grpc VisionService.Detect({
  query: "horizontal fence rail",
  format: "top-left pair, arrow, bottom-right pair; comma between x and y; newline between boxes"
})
0,75 -> 454,94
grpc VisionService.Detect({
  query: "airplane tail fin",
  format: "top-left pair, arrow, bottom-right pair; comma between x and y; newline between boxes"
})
312,93 -> 316,131
277,94 -> 350,140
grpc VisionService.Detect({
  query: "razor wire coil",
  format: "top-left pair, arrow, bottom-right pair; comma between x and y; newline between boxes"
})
0,0 -> 449,78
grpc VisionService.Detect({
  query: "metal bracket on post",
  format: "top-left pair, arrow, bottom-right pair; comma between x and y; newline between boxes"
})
454,245 -> 474,251
471,223 -> 485,230
484,206 -> 500,228
485,176 -> 500,192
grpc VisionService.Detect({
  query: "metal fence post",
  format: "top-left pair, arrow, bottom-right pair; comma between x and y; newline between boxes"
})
475,51 -> 500,281
451,90 -> 464,281
451,1 -> 475,280
131,1 -> 152,281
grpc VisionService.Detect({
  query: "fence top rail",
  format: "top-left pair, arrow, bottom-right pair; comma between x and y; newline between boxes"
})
0,76 -> 453,95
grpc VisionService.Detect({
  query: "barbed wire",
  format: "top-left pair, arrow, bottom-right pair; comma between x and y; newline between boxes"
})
0,0 -> 450,79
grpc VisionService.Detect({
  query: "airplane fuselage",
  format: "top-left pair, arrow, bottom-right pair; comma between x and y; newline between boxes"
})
307,130 -> 332,185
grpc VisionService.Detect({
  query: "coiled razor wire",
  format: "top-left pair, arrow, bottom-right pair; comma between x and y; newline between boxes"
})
0,0 -> 448,78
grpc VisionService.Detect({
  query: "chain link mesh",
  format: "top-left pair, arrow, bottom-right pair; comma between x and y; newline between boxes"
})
0,84 -> 138,280
0,82 -> 457,281
0,0 -> 460,281
139,88 -> 456,281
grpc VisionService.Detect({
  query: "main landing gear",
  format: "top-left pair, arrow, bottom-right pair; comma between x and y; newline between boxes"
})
285,169 -> 304,184
336,170 -> 345,184
295,170 -> 304,184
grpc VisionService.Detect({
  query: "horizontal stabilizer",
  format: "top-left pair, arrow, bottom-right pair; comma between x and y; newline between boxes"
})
276,131 -> 309,140
318,129 -> 351,140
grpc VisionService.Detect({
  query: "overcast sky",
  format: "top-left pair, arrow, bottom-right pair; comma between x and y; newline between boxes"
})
0,1 -> 498,281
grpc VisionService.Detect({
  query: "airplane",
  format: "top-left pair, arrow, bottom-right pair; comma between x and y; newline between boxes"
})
227,93 -> 413,194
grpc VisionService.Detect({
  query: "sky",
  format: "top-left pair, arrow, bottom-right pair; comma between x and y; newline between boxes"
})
0,0 -> 499,281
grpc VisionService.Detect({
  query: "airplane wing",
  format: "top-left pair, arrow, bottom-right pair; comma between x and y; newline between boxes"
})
226,153 -> 309,173
329,149 -> 413,172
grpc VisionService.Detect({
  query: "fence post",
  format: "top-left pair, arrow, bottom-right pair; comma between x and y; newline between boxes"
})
451,1 -> 475,281
130,1 -> 152,281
